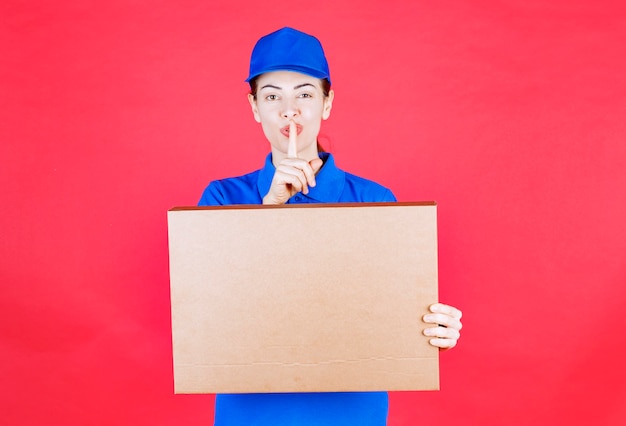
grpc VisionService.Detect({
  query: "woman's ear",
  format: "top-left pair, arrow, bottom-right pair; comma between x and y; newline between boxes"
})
322,90 -> 334,120
248,93 -> 261,123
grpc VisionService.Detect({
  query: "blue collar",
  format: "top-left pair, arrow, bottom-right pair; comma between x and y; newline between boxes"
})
256,152 -> 346,202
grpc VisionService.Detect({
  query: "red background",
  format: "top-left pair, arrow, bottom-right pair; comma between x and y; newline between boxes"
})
2,1 -> 625,424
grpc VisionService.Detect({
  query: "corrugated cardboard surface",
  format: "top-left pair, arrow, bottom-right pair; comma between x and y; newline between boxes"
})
168,202 -> 439,394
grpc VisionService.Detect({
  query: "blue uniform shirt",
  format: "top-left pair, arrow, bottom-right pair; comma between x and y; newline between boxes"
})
198,152 -> 396,426
199,152 -> 396,206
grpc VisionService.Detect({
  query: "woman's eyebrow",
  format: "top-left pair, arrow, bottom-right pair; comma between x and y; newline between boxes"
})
260,83 -> 316,90
260,84 -> 281,90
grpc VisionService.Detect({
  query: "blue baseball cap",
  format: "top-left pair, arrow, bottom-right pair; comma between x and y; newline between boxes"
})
246,27 -> 331,85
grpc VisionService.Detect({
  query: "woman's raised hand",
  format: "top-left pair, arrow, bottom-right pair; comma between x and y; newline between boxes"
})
263,120 -> 323,205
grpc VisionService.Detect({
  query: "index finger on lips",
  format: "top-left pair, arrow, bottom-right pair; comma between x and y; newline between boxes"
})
287,120 -> 298,159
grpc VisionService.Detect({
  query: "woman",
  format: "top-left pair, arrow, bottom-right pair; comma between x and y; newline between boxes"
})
199,27 -> 463,426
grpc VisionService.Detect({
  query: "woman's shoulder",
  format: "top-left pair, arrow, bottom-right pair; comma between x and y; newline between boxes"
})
339,170 -> 397,203
198,169 -> 263,206
316,153 -> 397,203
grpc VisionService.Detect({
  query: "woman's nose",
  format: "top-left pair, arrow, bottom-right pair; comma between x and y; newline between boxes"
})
281,99 -> 299,118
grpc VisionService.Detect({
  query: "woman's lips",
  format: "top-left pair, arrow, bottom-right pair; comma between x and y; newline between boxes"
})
280,124 -> 302,137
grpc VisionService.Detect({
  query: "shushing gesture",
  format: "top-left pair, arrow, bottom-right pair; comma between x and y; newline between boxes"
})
263,120 -> 323,205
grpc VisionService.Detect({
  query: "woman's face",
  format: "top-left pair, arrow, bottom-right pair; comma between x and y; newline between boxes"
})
248,71 -> 334,162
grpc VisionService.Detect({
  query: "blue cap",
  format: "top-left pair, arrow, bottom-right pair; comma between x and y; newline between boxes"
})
246,27 -> 331,85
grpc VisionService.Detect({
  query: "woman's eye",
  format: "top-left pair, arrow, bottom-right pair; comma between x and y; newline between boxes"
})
298,93 -> 312,98
265,94 -> 278,101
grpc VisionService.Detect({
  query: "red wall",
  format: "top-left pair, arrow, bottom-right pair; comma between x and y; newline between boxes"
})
2,1 -> 625,424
